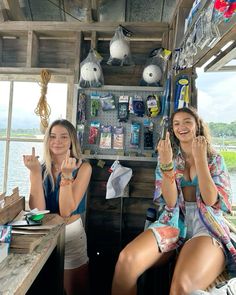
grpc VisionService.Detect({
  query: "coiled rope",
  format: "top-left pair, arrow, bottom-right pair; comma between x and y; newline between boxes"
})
34,69 -> 51,133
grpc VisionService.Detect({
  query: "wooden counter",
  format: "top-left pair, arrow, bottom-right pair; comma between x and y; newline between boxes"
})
0,214 -> 65,295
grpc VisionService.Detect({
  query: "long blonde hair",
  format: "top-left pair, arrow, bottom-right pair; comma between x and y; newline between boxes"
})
43,119 -> 81,190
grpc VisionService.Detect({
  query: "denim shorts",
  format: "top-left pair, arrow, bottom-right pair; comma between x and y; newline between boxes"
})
185,201 -> 222,248
64,217 -> 89,270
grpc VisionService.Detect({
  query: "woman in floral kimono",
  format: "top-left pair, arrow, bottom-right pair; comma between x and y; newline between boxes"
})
112,107 -> 236,295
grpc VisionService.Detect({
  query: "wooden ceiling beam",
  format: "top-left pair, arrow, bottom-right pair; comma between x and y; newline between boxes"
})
205,41 -> 236,72
0,21 -> 169,36
2,0 -> 25,21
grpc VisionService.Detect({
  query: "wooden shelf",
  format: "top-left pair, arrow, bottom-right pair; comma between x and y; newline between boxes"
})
82,154 -> 157,162
76,85 -> 164,92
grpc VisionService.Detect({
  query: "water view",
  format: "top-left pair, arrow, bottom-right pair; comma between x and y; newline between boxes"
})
0,141 -> 236,203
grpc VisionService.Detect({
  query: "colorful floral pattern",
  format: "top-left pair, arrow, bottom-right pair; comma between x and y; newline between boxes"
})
152,150 -> 236,277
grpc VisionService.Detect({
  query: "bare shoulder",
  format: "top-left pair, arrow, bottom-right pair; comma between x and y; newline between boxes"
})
79,161 -> 92,173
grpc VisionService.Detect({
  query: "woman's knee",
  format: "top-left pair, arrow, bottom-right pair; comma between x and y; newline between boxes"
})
115,248 -> 140,276
170,273 -> 193,295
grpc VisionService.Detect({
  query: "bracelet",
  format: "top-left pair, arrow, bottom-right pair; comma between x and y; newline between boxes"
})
160,162 -> 174,171
61,173 -> 73,180
60,178 -> 74,186
162,170 -> 176,184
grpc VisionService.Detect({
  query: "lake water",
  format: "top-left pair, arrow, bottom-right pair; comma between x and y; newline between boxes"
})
0,141 -> 236,202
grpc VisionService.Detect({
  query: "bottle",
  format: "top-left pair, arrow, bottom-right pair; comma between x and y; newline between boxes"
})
144,207 -> 157,230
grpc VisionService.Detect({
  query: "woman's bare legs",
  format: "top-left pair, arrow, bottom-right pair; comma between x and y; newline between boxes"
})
64,262 -> 89,295
170,236 -> 225,295
112,229 -> 174,295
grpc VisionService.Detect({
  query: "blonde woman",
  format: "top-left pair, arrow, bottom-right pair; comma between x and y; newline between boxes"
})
23,119 -> 92,295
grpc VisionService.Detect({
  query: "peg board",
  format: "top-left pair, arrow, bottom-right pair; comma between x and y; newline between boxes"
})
76,86 -> 164,156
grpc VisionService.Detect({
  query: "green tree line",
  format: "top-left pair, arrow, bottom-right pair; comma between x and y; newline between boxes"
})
208,121 -> 236,137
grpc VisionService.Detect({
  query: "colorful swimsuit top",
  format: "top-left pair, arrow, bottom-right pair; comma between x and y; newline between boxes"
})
180,175 -> 198,187
42,164 -> 86,215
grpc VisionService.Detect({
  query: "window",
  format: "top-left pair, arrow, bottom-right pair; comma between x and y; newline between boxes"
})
197,68 -> 236,205
0,81 -> 67,199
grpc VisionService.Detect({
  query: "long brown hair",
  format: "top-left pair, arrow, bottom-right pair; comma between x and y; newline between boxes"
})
169,107 -> 215,158
43,119 -> 81,189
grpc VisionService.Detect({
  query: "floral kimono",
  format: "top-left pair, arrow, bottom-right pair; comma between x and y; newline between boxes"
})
150,150 -> 236,277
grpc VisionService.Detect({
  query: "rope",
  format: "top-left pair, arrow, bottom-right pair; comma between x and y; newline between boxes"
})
34,69 -> 51,133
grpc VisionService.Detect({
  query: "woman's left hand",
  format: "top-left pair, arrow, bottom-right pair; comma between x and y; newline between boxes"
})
192,135 -> 207,163
61,150 -> 80,177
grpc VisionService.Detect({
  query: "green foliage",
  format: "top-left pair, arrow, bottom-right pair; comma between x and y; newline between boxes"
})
220,151 -> 236,171
208,121 -> 236,137
0,128 -> 41,137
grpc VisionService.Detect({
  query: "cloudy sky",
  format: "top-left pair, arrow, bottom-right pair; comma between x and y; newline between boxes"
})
196,68 -> 236,124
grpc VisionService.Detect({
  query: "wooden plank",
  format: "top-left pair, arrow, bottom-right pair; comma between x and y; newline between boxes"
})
74,31 -> 82,83
91,30 -> 97,49
26,31 -> 38,67
0,67 -> 73,75
2,0 -> 26,21
0,37 -> 2,66
173,7 -> 189,49
205,41 -> 236,72
0,21 -> 169,39
0,218 -> 65,295
10,234 -> 45,254
129,182 -> 154,198
194,21 -> 236,68
66,77 -> 76,121
0,197 -> 25,224
0,6 -> 9,22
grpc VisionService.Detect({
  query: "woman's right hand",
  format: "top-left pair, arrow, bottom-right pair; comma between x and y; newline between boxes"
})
156,131 -> 173,164
23,147 -> 41,173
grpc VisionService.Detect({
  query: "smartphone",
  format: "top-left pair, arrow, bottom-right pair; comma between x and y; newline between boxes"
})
161,120 -> 168,140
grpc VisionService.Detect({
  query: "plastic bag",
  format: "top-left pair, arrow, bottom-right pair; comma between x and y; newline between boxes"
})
107,26 -> 134,66
79,48 -> 104,88
140,48 -> 171,86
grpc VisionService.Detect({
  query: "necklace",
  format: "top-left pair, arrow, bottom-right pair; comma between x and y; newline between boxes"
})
53,164 -> 61,172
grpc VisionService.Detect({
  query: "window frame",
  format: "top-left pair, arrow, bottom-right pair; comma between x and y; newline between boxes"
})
0,76 -> 75,194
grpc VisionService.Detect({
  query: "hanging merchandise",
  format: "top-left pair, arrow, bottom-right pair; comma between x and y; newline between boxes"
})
214,0 -> 236,20
185,0 -> 202,30
203,2 -> 221,48
77,124 -> 85,148
140,48 -> 171,86
118,96 -> 129,122
90,93 -> 100,117
173,48 -> 185,71
130,122 -> 141,148
160,74 -> 171,140
34,69 -> 51,133
129,96 -> 134,114
79,48 -> 104,88
99,125 -> 112,149
146,95 -> 161,118
142,64 -> 162,85
143,119 -> 154,150
132,96 -> 145,117
113,126 -> 124,150
100,94 -> 116,111
183,31 -> 198,67
174,75 -> 190,111
88,121 -> 100,144
107,25 -> 134,66
106,160 -> 132,199
77,92 -> 86,122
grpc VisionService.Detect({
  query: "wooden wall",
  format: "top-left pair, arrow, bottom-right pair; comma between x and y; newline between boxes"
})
86,158 -> 157,294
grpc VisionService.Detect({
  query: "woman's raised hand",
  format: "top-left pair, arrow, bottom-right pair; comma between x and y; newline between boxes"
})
192,131 -> 207,163
61,150 -> 80,177
23,147 -> 41,172
157,131 -> 173,164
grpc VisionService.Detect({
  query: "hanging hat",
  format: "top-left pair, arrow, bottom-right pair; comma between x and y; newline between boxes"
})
106,163 -> 132,199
